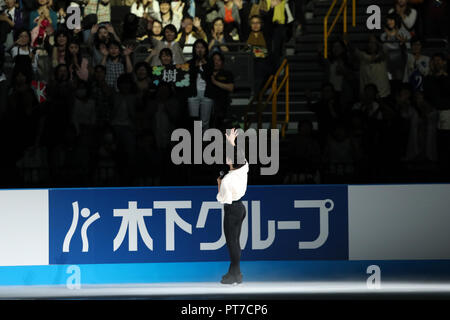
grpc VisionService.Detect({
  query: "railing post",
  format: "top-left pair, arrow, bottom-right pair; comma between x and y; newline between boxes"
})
324,0 -> 355,59
352,0 -> 356,27
343,0 -> 347,34
272,75 -> 277,130
324,17 -> 328,59
283,65 -> 289,138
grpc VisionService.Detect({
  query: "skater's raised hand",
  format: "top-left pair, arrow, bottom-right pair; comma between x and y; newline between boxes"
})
225,128 -> 238,146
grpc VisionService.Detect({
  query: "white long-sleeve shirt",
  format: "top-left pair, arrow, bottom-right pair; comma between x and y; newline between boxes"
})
216,162 -> 249,204
403,53 -> 430,83
388,7 -> 417,32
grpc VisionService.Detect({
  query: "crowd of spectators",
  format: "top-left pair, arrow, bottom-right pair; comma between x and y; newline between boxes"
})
282,0 -> 450,184
0,0 -> 298,187
0,0 -> 448,187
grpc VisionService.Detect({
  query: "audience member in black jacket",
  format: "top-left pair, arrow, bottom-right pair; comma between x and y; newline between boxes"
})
187,38 -> 215,130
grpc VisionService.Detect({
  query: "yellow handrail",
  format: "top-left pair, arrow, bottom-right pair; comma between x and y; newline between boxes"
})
324,0 -> 356,59
271,59 -> 289,138
244,58 -> 290,138
257,74 -> 274,129
244,74 -> 273,131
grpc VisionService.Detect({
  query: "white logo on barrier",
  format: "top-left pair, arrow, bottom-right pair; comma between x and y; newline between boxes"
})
196,201 -> 249,250
113,201 -> 153,251
63,202 -> 100,252
251,200 -> 275,250
197,199 -> 333,251
153,201 -> 192,251
295,199 -> 334,249
61,199 -> 335,253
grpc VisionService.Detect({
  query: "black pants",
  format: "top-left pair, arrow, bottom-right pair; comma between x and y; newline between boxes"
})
224,200 -> 246,276
0,21 -> 11,45
271,24 -> 287,72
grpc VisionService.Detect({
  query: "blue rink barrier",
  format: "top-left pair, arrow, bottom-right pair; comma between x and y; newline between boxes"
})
0,260 -> 450,286
0,184 -> 449,286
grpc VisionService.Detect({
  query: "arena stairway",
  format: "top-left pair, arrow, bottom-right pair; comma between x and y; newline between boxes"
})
233,0 -> 393,135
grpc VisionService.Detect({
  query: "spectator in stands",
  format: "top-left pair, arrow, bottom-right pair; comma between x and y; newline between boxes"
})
5,63 -> 41,153
150,19 -> 163,40
352,83 -> 383,122
110,72 -> 138,184
423,0 -> 449,39
158,46 -> 173,66
245,15 -> 269,58
152,80 -> 180,149
29,0 -> 58,32
2,62 -> 43,185
148,0 -> 183,31
319,39 -> 357,114
71,78 -> 97,176
380,13 -> 410,84
177,16 -> 207,59
186,38 -> 214,130
352,83 -> 384,167
423,52 -> 450,174
0,0 -> 24,50
209,0 -> 242,40
245,14 -> 271,92
138,19 -> 163,44
414,90 -> 438,161
88,23 -> 122,66
135,132 -> 161,185
293,0 -> 308,37
403,36 -> 430,91
131,0 -> 152,18
121,12 -> 141,42
94,127 -> 119,185
133,61 -> 151,132
145,23 -> 184,65
154,47 -> 189,100
84,0 -> 111,24
208,17 -> 233,53
55,0 -> 68,30
30,5 -> 56,51
0,60 -> 34,184
150,80 -> 180,184
393,83 -> 420,160
42,63 -> 75,172
209,51 -> 234,130
283,119 -> 321,184
91,64 -> 114,129
51,28 -> 70,68
264,0 -> 289,70
388,0 -> 418,36
307,82 -> 342,147
424,52 -> 450,113
134,60 -> 151,97
348,34 -> 391,100
347,110 -> 369,175
8,29 -> 39,74
71,25 -> 85,45
66,38 -> 90,81
322,121 -> 359,182
100,39 -> 134,90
